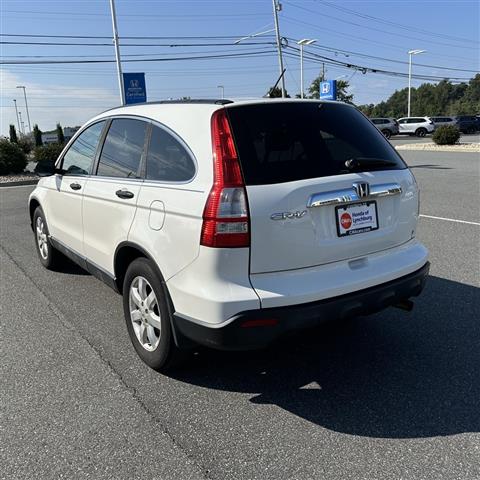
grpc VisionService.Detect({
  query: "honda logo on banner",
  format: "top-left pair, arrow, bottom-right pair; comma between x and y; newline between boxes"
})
123,73 -> 147,105
320,80 -> 337,100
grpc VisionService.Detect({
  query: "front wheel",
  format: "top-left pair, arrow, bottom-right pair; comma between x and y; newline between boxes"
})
415,128 -> 427,137
123,257 -> 186,372
381,129 -> 391,139
33,207 -> 62,269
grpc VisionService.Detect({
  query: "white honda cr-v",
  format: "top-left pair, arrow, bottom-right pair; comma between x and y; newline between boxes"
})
29,99 -> 429,371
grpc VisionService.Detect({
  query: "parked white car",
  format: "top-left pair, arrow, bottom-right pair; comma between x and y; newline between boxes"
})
29,99 -> 429,371
397,117 -> 435,137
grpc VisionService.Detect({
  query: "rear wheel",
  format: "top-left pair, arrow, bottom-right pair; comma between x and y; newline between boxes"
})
33,207 -> 61,269
415,128 -> 427,137
123,257 -> 186,372
381,129 -> 391,139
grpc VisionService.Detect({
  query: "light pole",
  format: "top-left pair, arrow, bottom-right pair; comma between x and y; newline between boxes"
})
109,0 -> 125,105
407,49 -> 426,117
13,99 -> 21,132
272,0 -> 286,98
16,86 -> 31,133
18,111 -> 24,134
217,85 -> 224,99
297,39 -> 316,99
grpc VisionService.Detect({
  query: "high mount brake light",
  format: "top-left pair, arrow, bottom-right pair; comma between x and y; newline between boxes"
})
200,109 -> 250,248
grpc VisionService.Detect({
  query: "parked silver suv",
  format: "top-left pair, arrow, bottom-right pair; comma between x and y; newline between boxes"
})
370,118 -> 399,139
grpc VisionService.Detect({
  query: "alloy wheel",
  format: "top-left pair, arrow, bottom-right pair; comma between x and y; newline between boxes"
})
36,216 -> 48,260
129,276 -> 162,351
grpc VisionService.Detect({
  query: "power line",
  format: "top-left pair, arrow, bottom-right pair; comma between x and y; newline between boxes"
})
283,37 -> 479,73
0,33 -> 275,40
283,47 -> 472,82
0,50 -> 277,65
285,2 -> 479,50
318,0 -> 480,45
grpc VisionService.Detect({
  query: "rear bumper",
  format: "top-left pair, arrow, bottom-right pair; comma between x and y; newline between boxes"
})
172,261 -> 430,351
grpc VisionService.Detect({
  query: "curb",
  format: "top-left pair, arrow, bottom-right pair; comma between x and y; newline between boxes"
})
395,144 -> 480,153
0,179 -> 38,188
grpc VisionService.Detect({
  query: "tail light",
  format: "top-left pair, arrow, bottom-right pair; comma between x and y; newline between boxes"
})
200,109 -> 250,248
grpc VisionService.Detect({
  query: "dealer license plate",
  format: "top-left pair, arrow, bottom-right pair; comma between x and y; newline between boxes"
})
335,201 -> 379,237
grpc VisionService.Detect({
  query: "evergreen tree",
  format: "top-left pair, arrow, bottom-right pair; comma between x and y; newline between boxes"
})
33,124 -> 43,146
56,123 -> 65,144
9,124 -> 18,143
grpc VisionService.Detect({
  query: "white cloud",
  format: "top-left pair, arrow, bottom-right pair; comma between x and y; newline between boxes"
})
0,69 -> 119,136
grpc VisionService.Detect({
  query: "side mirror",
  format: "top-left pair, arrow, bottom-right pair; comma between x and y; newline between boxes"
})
35,161 -> 63,177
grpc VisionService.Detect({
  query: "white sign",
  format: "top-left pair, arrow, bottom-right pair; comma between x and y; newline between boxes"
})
336,202 -> 378,236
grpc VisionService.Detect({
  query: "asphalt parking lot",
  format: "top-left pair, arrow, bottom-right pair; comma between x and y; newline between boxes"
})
1,150 -> 479,480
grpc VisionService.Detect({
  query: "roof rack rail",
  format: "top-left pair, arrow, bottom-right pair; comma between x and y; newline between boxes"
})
99,98 -> 233,115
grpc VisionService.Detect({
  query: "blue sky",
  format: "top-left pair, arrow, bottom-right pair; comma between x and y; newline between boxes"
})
1,0 -> 479,135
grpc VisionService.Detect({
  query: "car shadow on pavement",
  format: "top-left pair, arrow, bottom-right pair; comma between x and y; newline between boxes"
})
171,275 -> 479,439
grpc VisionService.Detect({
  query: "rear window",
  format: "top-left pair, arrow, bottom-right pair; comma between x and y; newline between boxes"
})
226,102 -> 406,185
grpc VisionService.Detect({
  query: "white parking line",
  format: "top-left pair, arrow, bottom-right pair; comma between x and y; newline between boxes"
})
420,214 -> 480,226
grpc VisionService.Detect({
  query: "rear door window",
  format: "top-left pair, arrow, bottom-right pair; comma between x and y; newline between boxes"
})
97,118 -> 147,178
145,125 -> 196,182
226,102 -> 405,186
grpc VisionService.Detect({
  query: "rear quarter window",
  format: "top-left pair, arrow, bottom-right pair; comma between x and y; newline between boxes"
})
226,102 -> 405,186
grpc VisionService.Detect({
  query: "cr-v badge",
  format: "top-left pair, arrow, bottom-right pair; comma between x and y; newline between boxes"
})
270,211 -> 307,221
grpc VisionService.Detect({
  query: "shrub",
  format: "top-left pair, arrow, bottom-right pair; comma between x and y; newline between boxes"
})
33,143 -> 64,164
0,138 -> 27,174
432,125 -> 461,145
17,135 -> 34,155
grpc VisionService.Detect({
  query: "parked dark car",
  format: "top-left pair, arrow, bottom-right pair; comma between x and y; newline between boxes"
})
455,115 -> 479,134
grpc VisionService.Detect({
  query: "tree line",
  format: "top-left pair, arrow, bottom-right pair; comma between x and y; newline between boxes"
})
358,74 -> 480,118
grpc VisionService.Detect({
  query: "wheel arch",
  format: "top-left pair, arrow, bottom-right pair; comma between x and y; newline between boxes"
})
114,241 -> 190,349
29,197 -> 41,230
114,241 -> 166,293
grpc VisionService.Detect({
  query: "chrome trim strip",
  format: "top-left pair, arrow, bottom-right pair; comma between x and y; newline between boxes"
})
307,183 -> 402,208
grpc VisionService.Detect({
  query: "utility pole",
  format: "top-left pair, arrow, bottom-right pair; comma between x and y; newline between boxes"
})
109,0 -> 125,105
272,0 -> 286,98
217,85 -> 224,99
13,99 -> 21,132
16,86 -> 31,133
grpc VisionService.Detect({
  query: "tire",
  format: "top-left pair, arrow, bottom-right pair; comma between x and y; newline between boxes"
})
381,129 -> 391,139
123,257 -> 186,372
33,207 -> 62,269
415,128 -> 427,137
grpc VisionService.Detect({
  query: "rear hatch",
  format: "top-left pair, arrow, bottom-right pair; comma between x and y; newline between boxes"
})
226,101 -> 418,274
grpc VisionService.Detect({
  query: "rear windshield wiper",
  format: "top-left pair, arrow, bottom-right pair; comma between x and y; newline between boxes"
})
344,157 -> 398,170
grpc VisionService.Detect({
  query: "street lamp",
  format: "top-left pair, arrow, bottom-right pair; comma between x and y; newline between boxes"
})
18,111 -> 25,135
297,39 -> 317,99
217,85 -> 224,99
13,99 -> 21,132
16,86 -> 31,133
407,49 -> 426,117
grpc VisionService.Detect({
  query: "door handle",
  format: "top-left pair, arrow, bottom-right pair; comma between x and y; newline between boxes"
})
116,189 -> 134,199
70,183 -> 82,191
